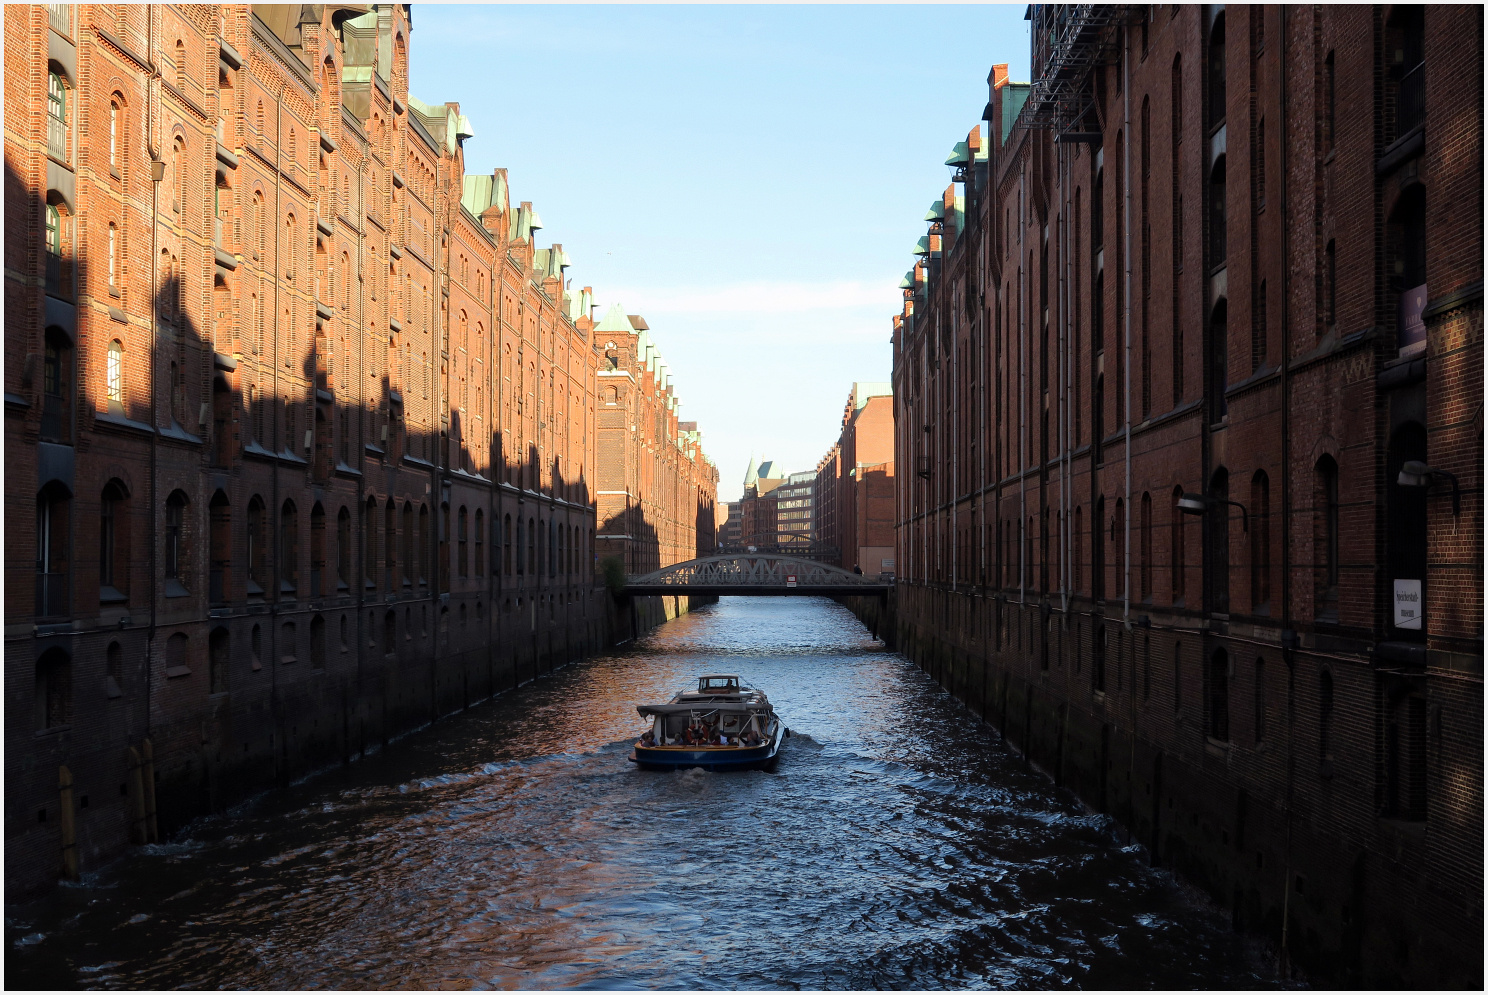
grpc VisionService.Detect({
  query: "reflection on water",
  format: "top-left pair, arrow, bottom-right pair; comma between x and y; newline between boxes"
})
7,598 -> 1281,989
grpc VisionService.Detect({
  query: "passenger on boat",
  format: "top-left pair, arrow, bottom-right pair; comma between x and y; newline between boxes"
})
742,727 -> 763,747
639,730 -> 656,748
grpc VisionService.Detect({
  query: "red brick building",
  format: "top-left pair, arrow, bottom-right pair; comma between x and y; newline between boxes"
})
814,382 -> 895,575
593,304 -> 718,623
893,7 -> 1480,986
5,3 -> 661,898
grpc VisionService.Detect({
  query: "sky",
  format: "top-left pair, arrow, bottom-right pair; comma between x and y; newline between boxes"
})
409,3 -> 1032,501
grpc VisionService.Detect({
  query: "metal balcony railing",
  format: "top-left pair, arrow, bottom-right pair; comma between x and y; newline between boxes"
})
47,115 -> 67,161
48,3 -> 70,35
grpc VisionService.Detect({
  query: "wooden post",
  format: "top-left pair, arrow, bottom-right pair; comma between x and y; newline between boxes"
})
141,738 -> 159,843
127,747 -> 148,843
58,765 -> 78,880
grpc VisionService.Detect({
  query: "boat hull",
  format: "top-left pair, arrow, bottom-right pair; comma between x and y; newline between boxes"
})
629,737 -> 780,771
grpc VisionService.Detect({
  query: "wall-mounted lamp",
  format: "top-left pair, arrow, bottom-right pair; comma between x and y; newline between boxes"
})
1397,459 -> 1461,516
1178,492 -> 1249,532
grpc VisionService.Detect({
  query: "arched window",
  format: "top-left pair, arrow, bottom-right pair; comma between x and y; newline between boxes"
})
1207,12 -> 1226,126
279,500 -> 299,597
35,648 -> 72,729
99,479 -> 129,602
247,497 -> 266,596
47,71 -> 67,160
174,39 -> 185,92
164,490 -> 189,593
107,221 -> 118,288
209,490 -> 230,605
310,615 -> 326,671
109,98 -> 120,170
1208,648 -> 1230,742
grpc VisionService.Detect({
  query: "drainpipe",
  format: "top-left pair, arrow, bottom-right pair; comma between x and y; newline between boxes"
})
1277,4 -> 1295,975
1059,135 -> 1070,615
146,3 -> 159,737
1123,25 -> 1134,630
270,85 -> 284,734
1019,166 -> 1027,606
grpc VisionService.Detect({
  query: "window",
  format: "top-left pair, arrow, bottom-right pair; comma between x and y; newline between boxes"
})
528,517 -> 536,576
41,329 -> 71,443
279,500 -> 298,597
35,649 -> 72,729
1208,13 -> 1226,127
337,506 -> 351,591
366,498 -> 378,590
402,503 -> 414,588
165,490 -> 188,593
1386,423 -> 1428,639
418,504 -> 429,585
1250,471 -> 1271,612
209,491 -> 230,605
1208,301 -> 1228,423
310,503 -> 325,598
1391,187 -> 1427,352
1208,649 -> 1230,742
1389,10 -> 1424,139
107,339 -> 124,405
1208,157 -> 1227,266
1382,689 -> 1427,819
210,627 -> 229,693
1315,456 -> 1340,615
109,99 -> 120,169
504,514 -> 513,576
384,500 -> 397,589
475,509 -> 484,577
174,39 -> 185,92
458,507 -> 468,578
100,480 -> 129,601
247,497 -> 266,596
280,621 -> 297,665
108,222 -> 119,288
47,71 -> 67,160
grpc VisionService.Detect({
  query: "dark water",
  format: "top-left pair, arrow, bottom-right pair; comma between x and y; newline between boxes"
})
8,597 -> 1282,989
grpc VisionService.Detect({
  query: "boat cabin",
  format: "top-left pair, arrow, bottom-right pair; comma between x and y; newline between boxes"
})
697,675 -> 740,694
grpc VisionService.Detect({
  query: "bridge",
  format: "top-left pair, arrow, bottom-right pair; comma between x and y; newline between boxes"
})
624,554 -> 893,598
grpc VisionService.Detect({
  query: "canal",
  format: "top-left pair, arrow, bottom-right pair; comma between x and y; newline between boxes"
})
8,597 -> 1281,989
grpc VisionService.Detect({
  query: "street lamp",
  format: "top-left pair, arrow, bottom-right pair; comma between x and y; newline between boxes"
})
1397,459 -> 1461,516
1177,492 -> 1249,533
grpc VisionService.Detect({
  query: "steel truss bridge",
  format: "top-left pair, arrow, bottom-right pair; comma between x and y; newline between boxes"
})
625,554 -> 892,598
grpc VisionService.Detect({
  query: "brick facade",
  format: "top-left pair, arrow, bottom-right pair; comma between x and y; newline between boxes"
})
6,4 -> 714,899
814,382 -> 896,575
893,6 -> 1481,986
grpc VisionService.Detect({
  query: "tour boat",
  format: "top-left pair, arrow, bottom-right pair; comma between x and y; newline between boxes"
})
630,674 -> 784,771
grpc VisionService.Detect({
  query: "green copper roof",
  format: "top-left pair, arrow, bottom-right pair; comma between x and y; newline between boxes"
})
945,140 -> 970,166
595,302 -> 633,333
924,200 -> 945,222
913,236 -> 931,256
899,272 -> 914,289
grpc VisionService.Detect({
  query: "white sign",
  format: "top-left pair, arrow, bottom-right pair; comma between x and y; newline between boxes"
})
786,575 -> 797,588
1394,579 -> 1423,630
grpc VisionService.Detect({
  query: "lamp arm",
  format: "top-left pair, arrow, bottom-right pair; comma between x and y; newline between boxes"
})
1434,468 -> 1462,517
1224,499 -> 1250,533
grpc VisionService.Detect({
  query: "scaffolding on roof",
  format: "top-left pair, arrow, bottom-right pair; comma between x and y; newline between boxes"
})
1024,4 -> 1141,137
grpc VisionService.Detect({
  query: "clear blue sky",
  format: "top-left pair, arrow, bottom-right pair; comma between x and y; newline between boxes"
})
410,4 -> 1031,501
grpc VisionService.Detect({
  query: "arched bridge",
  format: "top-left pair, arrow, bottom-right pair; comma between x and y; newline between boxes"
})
624,554 -> 892,597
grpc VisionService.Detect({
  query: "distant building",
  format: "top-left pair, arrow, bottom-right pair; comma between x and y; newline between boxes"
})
774,472 -> 816,550
717,500 -> 743,549
814,383 -> 895,575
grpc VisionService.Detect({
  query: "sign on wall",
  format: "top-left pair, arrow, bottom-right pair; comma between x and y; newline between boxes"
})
1394,579 -> 1424,630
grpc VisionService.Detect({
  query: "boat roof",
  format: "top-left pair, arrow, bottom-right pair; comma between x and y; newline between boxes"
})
699,674 -> 740,681
637,703 -> 766,717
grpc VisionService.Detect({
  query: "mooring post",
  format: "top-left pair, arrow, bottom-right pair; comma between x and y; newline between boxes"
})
127,746 -> 148,843
58,765 -> 78,880
141,738 -> 159,843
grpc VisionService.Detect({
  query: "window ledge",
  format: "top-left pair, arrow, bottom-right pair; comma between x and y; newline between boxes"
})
93,410 -> 151,434
164,665 -> 191,678
99,586 -> 127,604
164,579 -> 190,598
